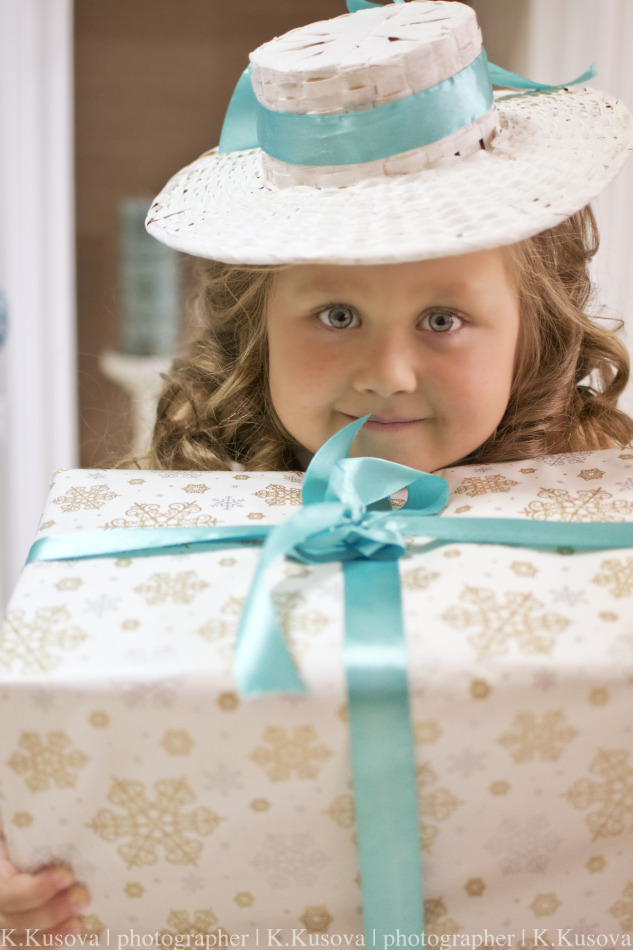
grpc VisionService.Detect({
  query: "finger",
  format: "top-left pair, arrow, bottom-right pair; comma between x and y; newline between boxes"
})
0,883 -> 90,934
0,867 -> 75,915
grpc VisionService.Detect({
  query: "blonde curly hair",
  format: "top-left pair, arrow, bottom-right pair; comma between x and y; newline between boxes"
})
147,206 -> 633,471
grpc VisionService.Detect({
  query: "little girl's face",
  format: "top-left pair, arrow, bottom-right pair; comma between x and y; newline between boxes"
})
266,249 -> 520,472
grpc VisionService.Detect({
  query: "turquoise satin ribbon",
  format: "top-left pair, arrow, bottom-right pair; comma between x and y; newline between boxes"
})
217,1 -> 595,165
27,417 -> 633,948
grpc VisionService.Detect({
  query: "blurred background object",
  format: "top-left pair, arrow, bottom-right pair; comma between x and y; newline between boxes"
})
1,0 -> 632,610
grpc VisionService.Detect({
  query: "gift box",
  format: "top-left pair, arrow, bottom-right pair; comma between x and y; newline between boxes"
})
1,443 -> 633,947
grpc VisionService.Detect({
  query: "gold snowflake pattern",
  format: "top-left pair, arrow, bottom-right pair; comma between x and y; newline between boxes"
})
592,557 -> 633,599
424,898 -> 461,937
105,501 -> 217,529
300,906 -> 333,933
0,606 -> 87,675
250,798 -> 270,813
497,710 -> 577,763
254,483 -> 302,506
565,749 -> 633,840
578,469 -> 605,481
54,577 -> 83,592
217,691 -> 239,711
53,485 -> 118,511
161,730 -> 194,755
465,878 -> 485,897
234,892 -> 254,907
324,793 -> 355,829
455,505 -> 471,514
81,915 -> 105,938
588,687 -> 609,706
510,562 -> 538,578
530,892 -> 561,917
128,478 -> 145,485
489,781 -> 510,796
470,679 -> 491,700
89,711 -> 110,729
89,777 -> 221,867
442,587 -> 569,659
11,812 -> 33,828
251,725 -> 332,781
134,571 -> 208,605
610,881 -> 633,932
414,720 -> 443,743
197,596 -> 244,664
273,591 -> 329,659
586,855 -> 605,873
39,520 -> 56,530
182,484 -> 210,494
401,566 -> 439,590
453,475 -> 518,496
523,487 -> 633,522
8,731 -> 88,792
124,882 -> 144,898
418,762 -> 462,853
158,909 -> 229,948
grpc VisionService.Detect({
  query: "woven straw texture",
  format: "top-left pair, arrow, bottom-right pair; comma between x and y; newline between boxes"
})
146,1 -> 633,264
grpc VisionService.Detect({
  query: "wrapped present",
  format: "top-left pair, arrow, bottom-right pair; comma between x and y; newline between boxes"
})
1,429 -> 633,948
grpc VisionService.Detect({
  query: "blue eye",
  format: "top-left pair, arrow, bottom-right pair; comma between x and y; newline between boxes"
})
421,310 -> 463,333
317,305 -> 359,329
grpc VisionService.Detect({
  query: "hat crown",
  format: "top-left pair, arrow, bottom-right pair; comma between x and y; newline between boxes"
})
250,1 -> 480,113
247,0 -> 498,187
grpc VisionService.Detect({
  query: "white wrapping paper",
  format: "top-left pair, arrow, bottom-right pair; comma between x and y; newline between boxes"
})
1,449 -> 633,947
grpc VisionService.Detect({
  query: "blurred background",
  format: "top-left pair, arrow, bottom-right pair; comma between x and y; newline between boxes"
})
1,0 -> 632,610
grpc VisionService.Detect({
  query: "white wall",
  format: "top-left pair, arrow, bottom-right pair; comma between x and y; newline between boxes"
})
0,0 -> 78,612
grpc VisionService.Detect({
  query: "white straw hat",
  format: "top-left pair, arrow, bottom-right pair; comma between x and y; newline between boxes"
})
146,0 -> 633,265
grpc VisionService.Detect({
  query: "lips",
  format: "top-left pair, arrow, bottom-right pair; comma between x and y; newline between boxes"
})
341,413 -> 424,429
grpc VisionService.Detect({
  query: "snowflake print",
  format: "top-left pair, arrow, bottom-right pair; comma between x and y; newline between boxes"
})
485,814 -> 562,873
453,475 -> 518,496
251,725 -> 332,781
208,496 -> 245,510
105,501 -> 217,529
523,487 -> 633,522
592,556 -> 633,598
89,777 -> 221,867
610,882 -> 633,933
0,606 -> 87,675
53,485 -> 118,511
417,762 -> 462,853
442,586 -> 569,658
498,709 -> 577,763
565,748 -> 633,839
134,571 -> 208,605
252,833 -> 328,888
8,732 -> 88,792
254,483 -> 302,506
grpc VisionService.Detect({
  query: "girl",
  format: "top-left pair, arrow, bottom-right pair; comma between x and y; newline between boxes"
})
2,0 -> 632,939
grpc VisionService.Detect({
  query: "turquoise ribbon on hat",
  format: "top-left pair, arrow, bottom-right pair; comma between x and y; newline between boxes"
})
27,417 -> 633,948
217,1 -> 595,165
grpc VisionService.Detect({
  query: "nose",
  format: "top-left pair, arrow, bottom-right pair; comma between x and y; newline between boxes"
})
351,330 -> 418,397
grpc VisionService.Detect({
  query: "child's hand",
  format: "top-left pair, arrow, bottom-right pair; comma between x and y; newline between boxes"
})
0,832 -> 90,946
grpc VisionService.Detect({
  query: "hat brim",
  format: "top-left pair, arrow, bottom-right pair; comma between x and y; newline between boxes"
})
146,86 -> 633,265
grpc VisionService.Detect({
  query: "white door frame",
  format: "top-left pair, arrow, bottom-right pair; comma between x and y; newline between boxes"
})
0,0 -> 77,610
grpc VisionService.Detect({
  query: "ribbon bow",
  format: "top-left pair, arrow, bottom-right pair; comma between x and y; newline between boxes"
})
235,416 -> 447,696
